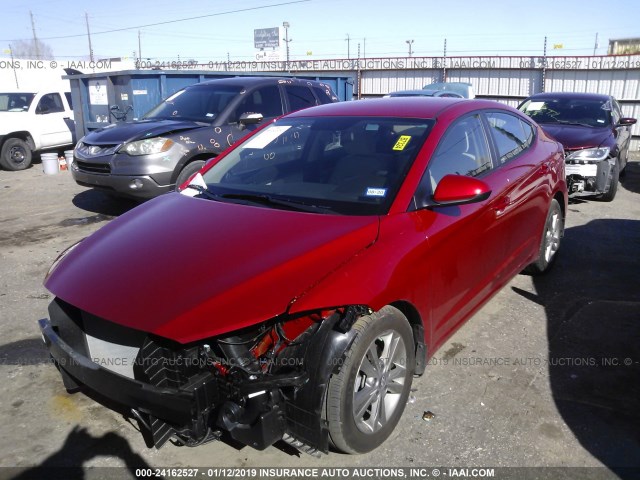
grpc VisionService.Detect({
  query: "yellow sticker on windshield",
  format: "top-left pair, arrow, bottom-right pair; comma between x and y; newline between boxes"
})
393,135 -> 411,151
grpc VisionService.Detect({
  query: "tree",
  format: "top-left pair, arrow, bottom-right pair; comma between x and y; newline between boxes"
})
10,39 -> 54,60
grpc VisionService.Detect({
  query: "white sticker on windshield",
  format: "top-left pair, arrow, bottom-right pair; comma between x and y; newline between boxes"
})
525,101 -> 545,111
365,187 -> 387,197
180,172 -> 207,197
244,126 -> 292,149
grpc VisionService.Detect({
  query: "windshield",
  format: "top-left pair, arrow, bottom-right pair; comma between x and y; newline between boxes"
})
0,93 -> 35,112
143,85 -> 243,123
198,116 -> 433,215
519,97 -> 612,128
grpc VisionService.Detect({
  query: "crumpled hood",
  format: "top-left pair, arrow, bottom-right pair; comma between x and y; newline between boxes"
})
539,124 -> 612,150
45,194 -> 379,343
81,119 -> 204,145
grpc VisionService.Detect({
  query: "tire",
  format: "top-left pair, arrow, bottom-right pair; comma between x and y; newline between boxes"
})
619,148 -> 629,177
525,198 -> 563,275
325,306 -> 415,454
0,138 -> 32,171
174,160 -> 205,191
599,158 -> 619,202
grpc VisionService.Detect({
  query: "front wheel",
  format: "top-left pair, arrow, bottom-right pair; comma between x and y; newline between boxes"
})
0,138 -> 32,171
174,160 -> 205,191
525,198 -> 563,275
599,158 -> 619,202
325,306 -> 415,454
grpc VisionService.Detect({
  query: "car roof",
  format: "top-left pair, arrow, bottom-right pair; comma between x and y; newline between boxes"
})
388,90 -> 437,97
526,91 -> 612,102
285,97 -> 507,119
193,76 -> 324,88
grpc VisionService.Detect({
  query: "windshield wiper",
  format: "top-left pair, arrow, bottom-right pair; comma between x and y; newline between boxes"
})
185,184 -> 220,201
220,193 -> 335,214
555,119 -> 596,128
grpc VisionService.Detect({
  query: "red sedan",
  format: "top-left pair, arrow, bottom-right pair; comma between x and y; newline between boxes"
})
39,98 -> 567,455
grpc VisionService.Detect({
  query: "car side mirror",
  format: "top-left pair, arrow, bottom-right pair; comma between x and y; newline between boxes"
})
430,174 -> 491,207
238,112 -> 264,130
618,117 -> 637,126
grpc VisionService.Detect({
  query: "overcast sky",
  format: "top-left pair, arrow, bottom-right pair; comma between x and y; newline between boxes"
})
1,0 -> 639,62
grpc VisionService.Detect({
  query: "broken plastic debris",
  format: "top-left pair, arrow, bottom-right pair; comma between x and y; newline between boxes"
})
422,411 -> 435,421
409,395 -> 416,404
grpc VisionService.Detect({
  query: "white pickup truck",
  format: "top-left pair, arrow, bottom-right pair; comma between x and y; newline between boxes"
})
0,90 -> 75,171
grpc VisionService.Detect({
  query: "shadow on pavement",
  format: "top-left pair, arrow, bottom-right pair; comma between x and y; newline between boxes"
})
9,426 -> 153,480
0,337 -> 50,366
621,160 -> 640,195
72,189 -> 140,217
515,218 -> 640,479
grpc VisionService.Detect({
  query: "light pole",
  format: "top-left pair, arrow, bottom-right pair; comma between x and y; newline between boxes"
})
282,21 -> 291,64
406,39 -> 414,57
346,33 -> 350,59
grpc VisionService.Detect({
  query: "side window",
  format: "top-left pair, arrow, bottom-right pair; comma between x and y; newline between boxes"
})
285,85 -> 317,111
37,93 -> 65,114
229,86 -> 282,124
312,86 -> 334,105
612,98 -> 622,125
64,92 -> 73,110
485,112 -> 533,164
426,114 -> 492,192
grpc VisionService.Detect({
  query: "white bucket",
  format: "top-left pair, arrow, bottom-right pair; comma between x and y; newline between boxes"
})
41,152 -> 59,175
64,150 -> 74,168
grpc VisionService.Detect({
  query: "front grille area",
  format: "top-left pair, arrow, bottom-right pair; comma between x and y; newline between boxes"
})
76,160 -> 111,174
48,298 -> 146,379
76,142 -> 119,157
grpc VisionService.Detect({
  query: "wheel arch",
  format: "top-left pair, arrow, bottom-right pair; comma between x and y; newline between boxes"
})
170,152 -> 217,184
389,300 -> 428,376
1,131 -> 35,150
553,190 -> 567,221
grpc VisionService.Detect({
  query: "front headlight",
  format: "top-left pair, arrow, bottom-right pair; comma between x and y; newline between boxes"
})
121,137 -> 174,156
566,147 -> 610,162
45,239 -> 84,281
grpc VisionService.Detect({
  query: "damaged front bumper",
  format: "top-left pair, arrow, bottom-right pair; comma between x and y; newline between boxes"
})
39,317 -> 305,449
565,150 -> 614,196
38,299 -> 363,454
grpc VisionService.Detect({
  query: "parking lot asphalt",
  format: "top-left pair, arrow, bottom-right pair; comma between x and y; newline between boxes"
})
0,155 -> 639,479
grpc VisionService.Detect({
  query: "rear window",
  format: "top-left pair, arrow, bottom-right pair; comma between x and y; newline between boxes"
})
285,85 -> 317,111
312,86 -> 335,104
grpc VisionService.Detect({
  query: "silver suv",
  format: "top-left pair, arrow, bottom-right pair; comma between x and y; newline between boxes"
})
72,77 -> 337,199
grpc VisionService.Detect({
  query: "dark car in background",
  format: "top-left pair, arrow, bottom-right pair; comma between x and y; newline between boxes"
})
385,81 -> 474,99
40,98 -> 566,455
384,89 -> 464,98
519,92 -> 636,201
71,77 -> 338,199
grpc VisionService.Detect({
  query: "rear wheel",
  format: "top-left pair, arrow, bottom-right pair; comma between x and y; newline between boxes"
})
599,158 -> 619,202
174,160 -> 205,191
525,198 -> 563,275
325,306 -> 414,453
0,138 -> 32,171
